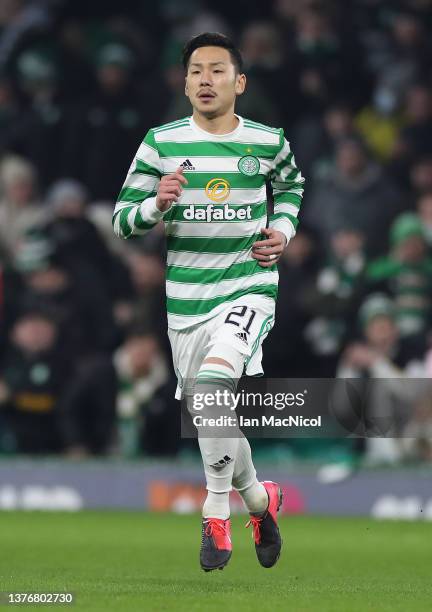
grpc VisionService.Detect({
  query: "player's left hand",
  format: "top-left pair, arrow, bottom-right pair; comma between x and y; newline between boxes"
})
252,228 -> 287,268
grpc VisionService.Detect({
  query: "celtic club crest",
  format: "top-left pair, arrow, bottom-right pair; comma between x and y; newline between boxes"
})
238,155 -> 260,176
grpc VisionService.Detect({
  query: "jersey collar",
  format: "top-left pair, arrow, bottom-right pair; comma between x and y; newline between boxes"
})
189,114 -> 243,140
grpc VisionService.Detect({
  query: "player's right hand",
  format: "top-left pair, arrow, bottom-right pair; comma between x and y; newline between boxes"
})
156,167 -> 188,212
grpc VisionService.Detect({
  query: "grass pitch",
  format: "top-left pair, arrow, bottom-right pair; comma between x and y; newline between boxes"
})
0,512 -> 431,611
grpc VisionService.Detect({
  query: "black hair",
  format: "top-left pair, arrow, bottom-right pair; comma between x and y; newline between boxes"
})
182,32 -> 243,73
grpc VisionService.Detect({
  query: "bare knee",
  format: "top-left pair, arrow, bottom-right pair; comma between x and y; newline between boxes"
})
202,357 -> 235,371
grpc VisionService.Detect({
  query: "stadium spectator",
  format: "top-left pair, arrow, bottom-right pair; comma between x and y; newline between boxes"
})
43,178 -> 127,308
366,213 -> 432,337
355,80 -> 404,161
239,22 -> 290,127
63,43 -> 148,199
55,20 -> 95,102
393,84 -> 432,162
294,102 -> 356,181
338,293 -> 427,378
293,6 -> 367,113
386,12 -> 432,96
14,232 -> 116,359
0,0 -> 52,71
0,155 -> 46,256
336,293 -> 428,463
0,0 -> 431,459
122,239 -> 168,350
0,306 -> 71,454
301,226 -> 367,375
408,156 -> 432,196
60,330 -> 178,457
5,49 -> 70,188
303,137 -> 402,256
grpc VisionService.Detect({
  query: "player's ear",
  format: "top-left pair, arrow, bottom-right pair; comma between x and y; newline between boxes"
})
235,73 -> 246,96
185,74 -> 189,97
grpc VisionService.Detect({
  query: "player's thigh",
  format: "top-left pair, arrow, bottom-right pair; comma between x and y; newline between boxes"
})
206,297 -> 275,368
168,324 -> 210,398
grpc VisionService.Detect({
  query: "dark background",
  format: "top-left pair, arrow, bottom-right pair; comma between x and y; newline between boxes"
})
0,0 -> 432,464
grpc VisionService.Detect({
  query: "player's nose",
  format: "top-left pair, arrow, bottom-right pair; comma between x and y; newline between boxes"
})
199,71 -> 212,86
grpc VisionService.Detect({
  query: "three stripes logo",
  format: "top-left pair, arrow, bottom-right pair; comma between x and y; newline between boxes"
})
211,455 -> 233,468
180,159 -> 195,170
234,331 -> 249,345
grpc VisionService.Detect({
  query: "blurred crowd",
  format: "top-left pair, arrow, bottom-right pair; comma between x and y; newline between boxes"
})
0,0 -> 432,464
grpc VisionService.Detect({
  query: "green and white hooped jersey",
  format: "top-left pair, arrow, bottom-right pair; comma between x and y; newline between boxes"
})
113,115 -> 305,330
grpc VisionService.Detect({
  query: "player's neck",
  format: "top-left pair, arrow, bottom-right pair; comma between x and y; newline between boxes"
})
192,110 -> 239,135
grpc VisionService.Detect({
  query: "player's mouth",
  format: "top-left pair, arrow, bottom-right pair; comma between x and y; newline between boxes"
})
198,91 -> 216,102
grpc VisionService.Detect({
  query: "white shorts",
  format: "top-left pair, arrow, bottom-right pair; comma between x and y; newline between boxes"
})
168,294 -> 275,399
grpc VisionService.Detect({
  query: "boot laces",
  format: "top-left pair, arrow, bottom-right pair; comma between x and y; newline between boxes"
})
245,516 -> 263,544
204,518 -> 228,538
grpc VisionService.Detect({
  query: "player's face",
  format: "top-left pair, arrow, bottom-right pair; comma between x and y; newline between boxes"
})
185,46 -> 246,118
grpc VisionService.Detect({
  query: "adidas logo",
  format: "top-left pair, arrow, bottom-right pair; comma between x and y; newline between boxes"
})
180,159 -> 195,170
234,331 -> 249,344
211,455 -> 233,468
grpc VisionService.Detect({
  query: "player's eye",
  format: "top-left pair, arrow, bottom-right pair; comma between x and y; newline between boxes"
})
214,69 -> 223,73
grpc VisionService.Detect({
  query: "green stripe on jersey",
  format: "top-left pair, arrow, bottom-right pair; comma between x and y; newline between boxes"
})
273,192 -> 302,207
117,207 -> 133,234
166,284 -> 278,316
118,187 -> 157,203
115,205 -> 156,234
271,152 -> 294,177
114,116 -> 304,330
156,141 -> 280,159
166,260 -> 268,284
178,172 -> 265,189
153,118 -> 190,133
270,212 -> 299,229
134,159 -> 161,177
142,129 -> 158,151
167,233 -> 261,254
243,120 -> 280,134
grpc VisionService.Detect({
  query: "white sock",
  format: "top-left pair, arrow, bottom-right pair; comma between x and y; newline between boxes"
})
202,490 -> 230,520
198,434 -> 238,495
239,481 -> 268,515
193,356 -> 242,520
232,437 -> 268,514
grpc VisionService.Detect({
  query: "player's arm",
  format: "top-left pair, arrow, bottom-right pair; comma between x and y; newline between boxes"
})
269,128 -> 305,243
112,129 -> 187,239
252,129 -> 305,267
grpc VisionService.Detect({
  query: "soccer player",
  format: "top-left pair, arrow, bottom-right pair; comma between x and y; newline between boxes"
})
113,32 -> 305,571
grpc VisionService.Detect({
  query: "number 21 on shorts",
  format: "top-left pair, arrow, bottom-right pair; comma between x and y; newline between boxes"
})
224,305 -> 256,335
